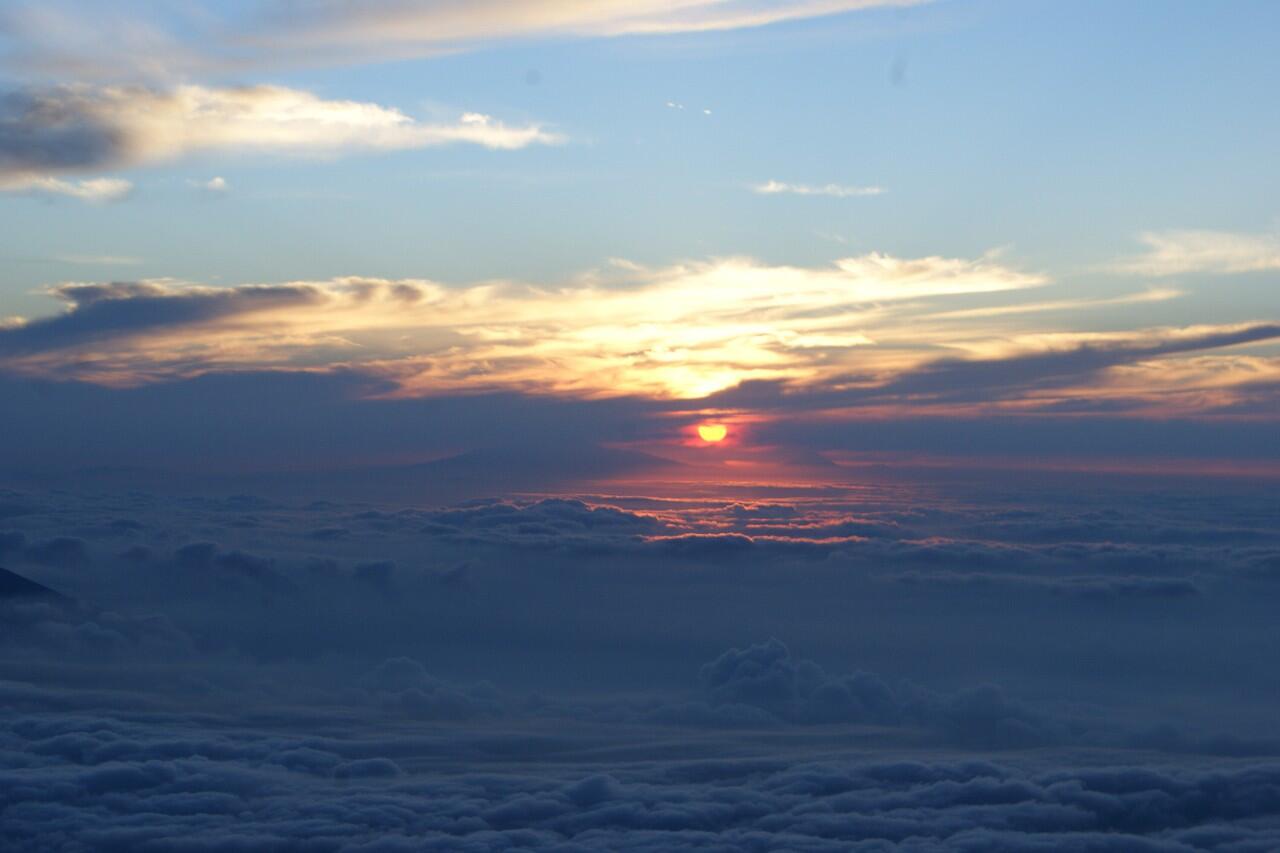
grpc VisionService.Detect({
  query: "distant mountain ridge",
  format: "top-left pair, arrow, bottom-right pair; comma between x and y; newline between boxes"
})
0,566 -> 64,600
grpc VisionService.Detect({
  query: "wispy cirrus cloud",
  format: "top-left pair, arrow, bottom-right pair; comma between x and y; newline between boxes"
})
1111,228 -> 1280,276
927,287 -> 1181,320
1,1 -> 933,80
0,84 -> 561,197
751,180 -> 884,198
252,0 -> 932,57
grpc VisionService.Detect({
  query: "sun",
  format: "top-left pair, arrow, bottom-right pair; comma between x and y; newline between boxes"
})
697,423 -> 728,443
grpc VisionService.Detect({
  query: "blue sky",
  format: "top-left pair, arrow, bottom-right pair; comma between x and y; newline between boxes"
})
0,0 -> 1278,470
4,0 -> 1279,296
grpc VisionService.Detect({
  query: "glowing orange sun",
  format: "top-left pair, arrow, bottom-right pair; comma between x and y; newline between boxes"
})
697,423 -> 728,443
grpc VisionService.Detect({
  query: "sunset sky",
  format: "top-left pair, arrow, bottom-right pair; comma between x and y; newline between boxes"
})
2,0 -> 1279,484
3,3 -> 1280,851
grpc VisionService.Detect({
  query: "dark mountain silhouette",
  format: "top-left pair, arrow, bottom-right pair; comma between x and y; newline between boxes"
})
0,566 -> 65,600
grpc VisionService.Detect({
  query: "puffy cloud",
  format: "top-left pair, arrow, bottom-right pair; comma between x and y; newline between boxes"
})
0,83 -> 561,191
700,639 -> 902,726
5,705 -> 1280,850
0,479 -> 1278,848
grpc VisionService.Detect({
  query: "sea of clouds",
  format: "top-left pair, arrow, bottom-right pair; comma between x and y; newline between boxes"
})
3,473 -> 1279,850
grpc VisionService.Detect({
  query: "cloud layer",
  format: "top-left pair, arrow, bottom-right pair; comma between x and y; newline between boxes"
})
2,474 -> 1280,849
0,253 -> 1045,396
1,253 -> 1274,422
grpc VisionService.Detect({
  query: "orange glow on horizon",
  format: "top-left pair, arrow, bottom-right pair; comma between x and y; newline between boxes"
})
697,423 -> 729,443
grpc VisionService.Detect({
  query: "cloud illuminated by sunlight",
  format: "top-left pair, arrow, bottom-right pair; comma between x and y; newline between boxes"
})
1,251 -> 1274,418
0,84 -> 562,192
0,252 -> 1042,396
1111,229 -> 1280,277
256,0 -> 933,52
0,174 -> 133,202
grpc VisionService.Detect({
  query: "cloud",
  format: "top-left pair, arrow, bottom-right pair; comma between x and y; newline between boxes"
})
2,1 -> 933,80
254,0 -> 932,56
0,174 -> 132,202
0,84 -> 562,187
188,175 -> 228,194
927,287 -> 1181,321
9,698 -> 1280,853
707,322 -> 1280,412
752,179 -> 885,198
1111,228 -> 1280,276
0,255 -> 1272,418
0,252 -> 1044,395
871,323 -> 1280,402
697,640 -> 1073,747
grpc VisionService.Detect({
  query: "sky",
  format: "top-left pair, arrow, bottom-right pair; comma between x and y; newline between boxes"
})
0,0 -> 1278,476
2,2 -> 1280,851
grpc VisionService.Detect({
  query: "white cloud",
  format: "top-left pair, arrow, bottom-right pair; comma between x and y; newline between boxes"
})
752,180 -> 885,198
1,1 -> 934,80
0,84 -> 563,190
1111,229 -> 1280,276
189,176 -> 229,193
0,175 -> 133,202
260,1 -> 932,53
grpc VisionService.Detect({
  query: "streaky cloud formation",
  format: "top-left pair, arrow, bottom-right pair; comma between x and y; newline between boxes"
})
1112,228 -> 1280,277
0,84 -> 561,192
254,0 -> 932,53
0,252 -> 1043,396
928,287 -> 1181,320
706,323 -> 1280,416
1,255 -> 1274,418
1,0 -> 932,80
752,179 -> 885,198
